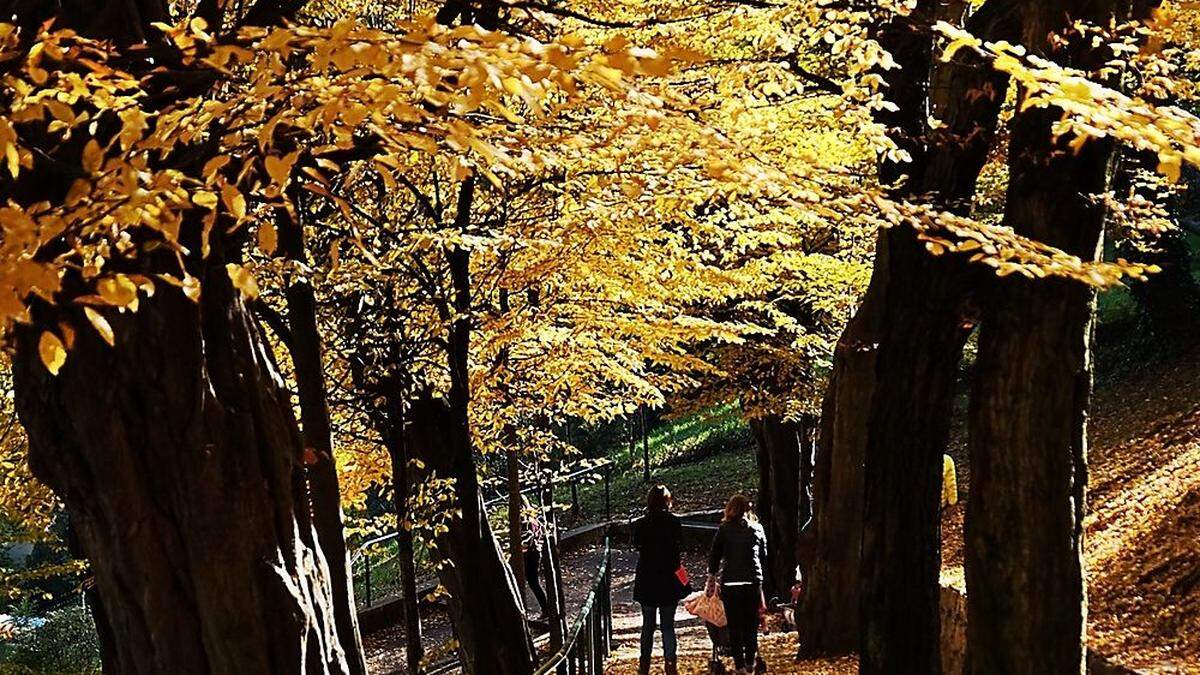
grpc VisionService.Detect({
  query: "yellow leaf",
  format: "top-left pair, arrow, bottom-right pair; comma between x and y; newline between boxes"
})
264,153 -> 296,186
97,275 -> 139,310
1158,152 -> 1182,183
82,139 -> 103,173
222,184 -> 246,220
226,263 -> 259,299
182,274 -> 202,303
203,156 -> 231,182
83,306 -> 115,346
38,331 -> 66,375
5,142 -> 19,178
258,221 -> 278,255
193,190 -> 219,210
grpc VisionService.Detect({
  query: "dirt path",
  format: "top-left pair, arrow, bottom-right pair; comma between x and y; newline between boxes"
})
596,541 -> 857,674
366,346 -> 1200,673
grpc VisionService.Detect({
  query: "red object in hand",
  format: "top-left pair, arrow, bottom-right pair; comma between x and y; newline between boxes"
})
675,565 -> 689,586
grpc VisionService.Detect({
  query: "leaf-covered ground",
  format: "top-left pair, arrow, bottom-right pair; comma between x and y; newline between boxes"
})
366,344 -> 1200,673
603,630 -> 857,675
938,343 -> 1200,672
1082,344 -> 1200,672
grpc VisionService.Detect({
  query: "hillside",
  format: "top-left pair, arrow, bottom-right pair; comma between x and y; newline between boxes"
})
1085,344 -> 1200,671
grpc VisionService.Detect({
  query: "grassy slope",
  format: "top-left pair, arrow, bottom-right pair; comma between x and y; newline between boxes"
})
569,403 -> 758,525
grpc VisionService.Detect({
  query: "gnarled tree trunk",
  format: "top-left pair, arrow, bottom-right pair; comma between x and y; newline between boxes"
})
279,209 -> 368,675
800,1 -> 1017,661
14,263 -> 352,675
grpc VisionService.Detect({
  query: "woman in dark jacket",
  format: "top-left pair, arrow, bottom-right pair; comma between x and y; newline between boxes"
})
707,493 -> 768,675
633,485 -> 688,675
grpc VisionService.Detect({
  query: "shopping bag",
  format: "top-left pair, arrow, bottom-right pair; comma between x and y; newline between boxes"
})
675,565 -> 689,587
683,590 -> 727,627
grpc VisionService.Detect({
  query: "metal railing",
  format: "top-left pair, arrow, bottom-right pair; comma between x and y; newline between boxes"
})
534,534 -> 613,675
411,533 -> 613,675
350,459 -> 613,610
351,534 -> 408,609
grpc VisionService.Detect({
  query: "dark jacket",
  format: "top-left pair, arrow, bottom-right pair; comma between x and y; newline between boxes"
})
633,510 -> 688,607
707,517 -> 768,585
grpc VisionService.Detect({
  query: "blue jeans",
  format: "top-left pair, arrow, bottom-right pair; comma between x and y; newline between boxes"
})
640,603 -> 677,661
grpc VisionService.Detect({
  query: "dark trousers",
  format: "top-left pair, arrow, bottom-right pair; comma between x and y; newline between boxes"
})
524,548 -> 549,613
722,583 -> 761,669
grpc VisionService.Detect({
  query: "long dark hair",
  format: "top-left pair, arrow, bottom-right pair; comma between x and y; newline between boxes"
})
647,484 -> 672,512
722,493 -> 756,523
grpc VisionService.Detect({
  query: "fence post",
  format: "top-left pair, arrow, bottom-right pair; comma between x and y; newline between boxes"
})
605,545 -> 613,648
593,609 -> 603,674
365,554 -> 373,608
603,466 -> 611,522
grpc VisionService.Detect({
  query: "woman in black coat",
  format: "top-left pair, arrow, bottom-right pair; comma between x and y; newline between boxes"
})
633,485 -> 688,675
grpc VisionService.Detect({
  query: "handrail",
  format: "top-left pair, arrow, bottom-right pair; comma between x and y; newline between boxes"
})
361,530 -> 614,673
480,459 -> 613,508
350,460 -> 612,569
533,533 -> 613,675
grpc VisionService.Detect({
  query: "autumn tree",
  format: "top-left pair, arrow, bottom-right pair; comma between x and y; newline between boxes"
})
0,3 -> 728,671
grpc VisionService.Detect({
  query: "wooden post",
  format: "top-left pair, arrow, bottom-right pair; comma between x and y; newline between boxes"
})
640,406 -> 650,482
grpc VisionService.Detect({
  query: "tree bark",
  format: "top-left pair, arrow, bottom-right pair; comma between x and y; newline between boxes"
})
800,1 -> 1017,659
858,234 -> 974,675
385,410 -> 424,675
750,414 -> 812,599
279,208 -> 368,675
965,112 -> 1109,675
406,395 -> 535,675
13,263 -> 352,674
798,261 -> 885,655
965,3 -> 1135,670
8,0 -> 350,670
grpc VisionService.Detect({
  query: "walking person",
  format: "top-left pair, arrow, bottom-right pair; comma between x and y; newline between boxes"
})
707,493 -> 768,675
521,496 -> 550,620
633,485 -> 689,675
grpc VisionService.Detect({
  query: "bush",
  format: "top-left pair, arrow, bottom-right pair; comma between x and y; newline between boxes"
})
0,599 -> 101,674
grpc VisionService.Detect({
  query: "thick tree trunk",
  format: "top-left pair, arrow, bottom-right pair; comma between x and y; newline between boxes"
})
859,233 -> 974,675
797,264 -> 884,655
279,210 -> 368,675
965,115 -> 1109,675
67,524 -> 118,675
800,1 -> 1018,660
965,3 -> 1131,667
750,414 -> 811,599
13,264 -> 351,674
406,395 -> 535,675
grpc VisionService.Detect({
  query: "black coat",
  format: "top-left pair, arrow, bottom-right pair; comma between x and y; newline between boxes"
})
633,510 -> 689,607
707,517 -> 768,585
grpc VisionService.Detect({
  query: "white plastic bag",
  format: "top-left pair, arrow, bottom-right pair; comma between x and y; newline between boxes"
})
683,590 -> 727,627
